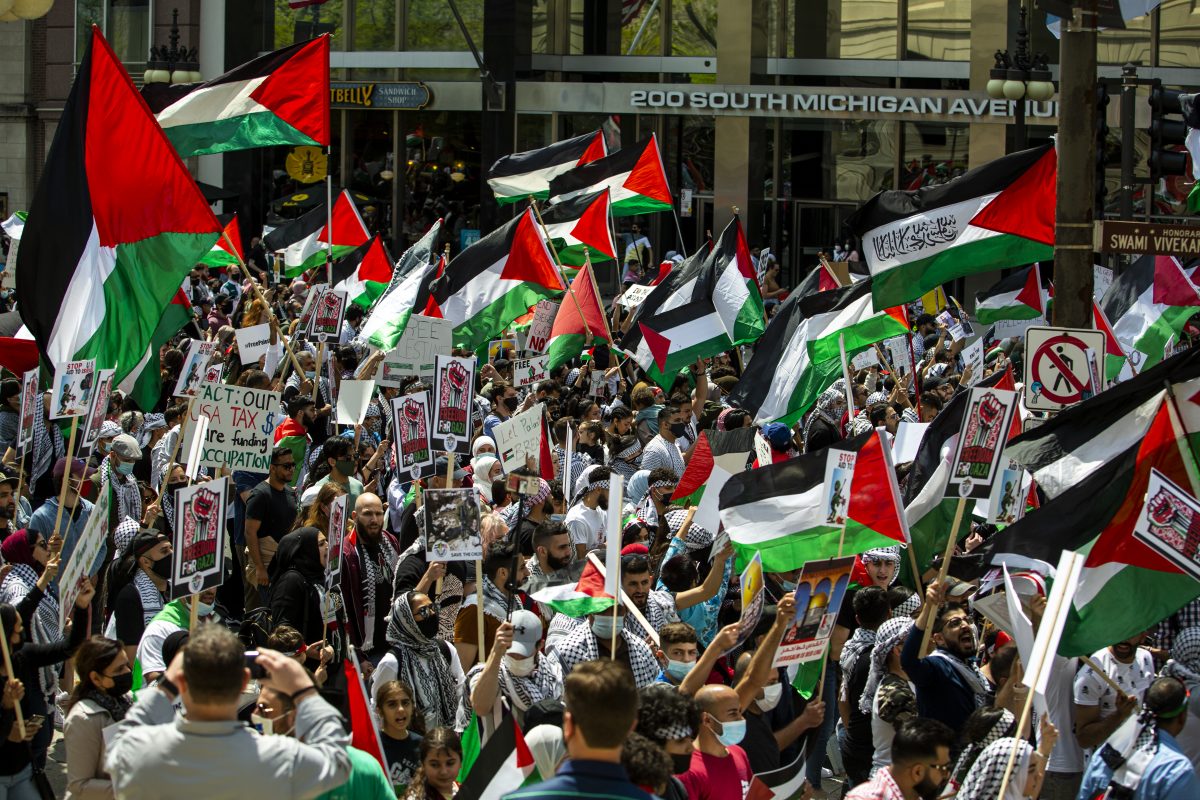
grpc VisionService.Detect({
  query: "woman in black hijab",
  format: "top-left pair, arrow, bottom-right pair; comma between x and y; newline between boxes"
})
268,526 -> 328,646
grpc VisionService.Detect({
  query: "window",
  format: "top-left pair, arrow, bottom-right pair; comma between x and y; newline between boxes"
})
76,0 -> 151,67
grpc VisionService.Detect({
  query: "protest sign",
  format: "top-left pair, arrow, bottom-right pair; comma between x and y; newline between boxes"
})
821,450 -> 856,526
295,283 -> 327,336
514,355 -> 549,388
79,369 -> 115,452
375,316 -> 454,386
310,288 -> 348,343
754,431 -> 773,468
936,310 -> 966,341
775,555 -> 855,667
617,284 -> 654,308
589,370 -> 609,399
174,339 -> 217,398
994,315 -> 1045,340
526,300 -> 559,353
961,338 -> 985,386
986,458 -> 1029,526
234,323 -> 272,365
432,355 -> 476,457
1094,264 -> 1114,301
1134,469 -> 1200,582
424,488 -> 482,562
170,477 -> 228,598
336,380 -> 376,425
947,386 -> 1018,499
731,551 -> 765,651
883,336 -> 910,377
488,338 -> 517,362
892,421 -> 928,463
493,402 -> 544,472
851,348 -> 879,371
16,368 -> 37,453
51,359 -> 96,419
182,384 -> 282,472
58,491 -> 109,633
326,493 -> 348,591
391,391 -> 435,481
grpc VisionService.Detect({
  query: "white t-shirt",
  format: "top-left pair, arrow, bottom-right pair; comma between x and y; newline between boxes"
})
1073,647 -> 1155,719
1045,656 -> 1086,774
564,504 -> 607,551
370,644 -> 465,707
135,618 -> 183,679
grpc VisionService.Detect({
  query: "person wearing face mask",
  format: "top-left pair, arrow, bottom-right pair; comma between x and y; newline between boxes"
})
466,611 -> 563,733
101,434 -> 144,526
845,717 -> 958,800
609,434 -> 643,481
735,644 -> 826,775
656,622 -> 740,693
483,380 -> 519,440
87,420 -> 123,472
548,601 -> 661,689
62,636 -> 134,800
301,436 -> 365,510
636,684 -> 701,800
564,467 -> 610,562
640,407 -> 686,480
370,592 -> 465,731
135,588 -> 218,684
106,530 -> 173,664
274,397 -> 315,489
453,540 -> 528,666
146,464 -> 189,537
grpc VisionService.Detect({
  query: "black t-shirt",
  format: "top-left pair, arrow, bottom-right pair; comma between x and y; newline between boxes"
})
512,516 -> 538,557
393,551 -> 470,596
244,481 -> 298,542
381,730 -> 422,790
843,645 -> 874,753
836,586 -> 860,635
743,708 -> 781,774
113,580 -> 163,645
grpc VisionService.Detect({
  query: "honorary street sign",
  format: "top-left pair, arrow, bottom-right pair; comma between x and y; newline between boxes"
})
1024,326 -> 1106,412
1096,220 -> 1200,257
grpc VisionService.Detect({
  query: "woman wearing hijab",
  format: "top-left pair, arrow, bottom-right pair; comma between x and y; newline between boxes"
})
0,529 -> 67,699
63,635 -> 133,800
268,526 -> 329,648
471,455 -> 501,505
804,384 -> 847,453
104,530 -> 172,663
956,725 -> 1057,800
370,592 -> 464,732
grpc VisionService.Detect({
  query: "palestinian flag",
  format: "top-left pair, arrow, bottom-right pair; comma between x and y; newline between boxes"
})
671,426 -> 755,532
749,752 -> 809,800
141,36 -> 329,158
638,299 -> 734,383
264,190 -> 369,278
0,321 -> 39,378
546,261 -> 610,370
487,130 -> 607,205
847,144 -> 1056,310
331,235 -> 393,309
119,286 -> 196,410
981,400 -> 1200,657
1093,300 -> 1131,382
727,280 -> 908,425
356,221 -> 441,351
900,367 -> 1019,587
719,430 -> 907,573
1154,250 -> 1200,306
1,211 -> 25,241
457,714 -> 538,800
531,557 -> 615,616
200,214 -> 244,268
539,188 -> 618,268
1100,254 -> 1198,387
973,264 -> 1048,324
421,209 -> 565,352
344,647 -> 390,776
548,134 -> 673,217
16,28 -> 219,388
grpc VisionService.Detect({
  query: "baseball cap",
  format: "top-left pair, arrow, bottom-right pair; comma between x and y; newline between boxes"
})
111,434 -> 142,460
508,610 -> 543,658
433,455 -> 468,481
0,471 -> 18,489
52,457 -> 95,483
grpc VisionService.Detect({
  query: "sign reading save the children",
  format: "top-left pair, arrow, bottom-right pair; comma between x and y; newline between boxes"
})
182,384 -> 282,472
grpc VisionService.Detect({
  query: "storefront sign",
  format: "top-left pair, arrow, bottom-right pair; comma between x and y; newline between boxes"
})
331,82 -> 431,109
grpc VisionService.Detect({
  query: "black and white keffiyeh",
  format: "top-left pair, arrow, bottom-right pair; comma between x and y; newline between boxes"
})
624,591 -> 675,640
0,564 -> 62,696
957,737 -> 1031,800
113,517 -> 140,554
666,509 -> 713,551
860,617 -> 913,715
1162,626 -> 1200,685
803,382 -> 846,446
463,653 -> 564,719
384,592 -> 459,730
951,708 -> 1016,788
840,625 -> 877,680
926,647 -> 990,708
31,407 -> 65,485
131,569 -> 165,627
100,455 -> 142,523
359,532 -> 399,650
549,622 -> 660,688
461,575 -> 519,622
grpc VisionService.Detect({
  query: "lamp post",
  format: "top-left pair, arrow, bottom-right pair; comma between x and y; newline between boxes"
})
144,8 -> 201,85
985,3 -> 1055,151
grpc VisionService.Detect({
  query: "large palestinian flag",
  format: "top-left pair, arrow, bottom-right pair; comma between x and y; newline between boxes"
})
538,189 -> 619,268
119,286 -> 196,410
141,36 -> 330,158
1101,254 -> 1198,377
671,426 -> 755,533
421,209 -> 564,352
548,134 -> 673,217
200,214 -> 244,269
531,558 -> 615,616
16,28 -> 219,387
973,263 -> 1048,324
356,221 -> 441,351
545,262 -> 610,370
487,130 -> 607,205
331,235 -> 392,309
848,144 -> 1056,310
727,280 -> 908,425
719,430 -> 907,573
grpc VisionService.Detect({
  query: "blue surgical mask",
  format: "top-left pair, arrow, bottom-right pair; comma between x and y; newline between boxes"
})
714,718 -> 746,747
665,659 -> 694,681
550,514 -> 565,523
780,579 -> 797,592
116,460 -> 135,475
591,614 -> 623,640
197,601 -> 216,617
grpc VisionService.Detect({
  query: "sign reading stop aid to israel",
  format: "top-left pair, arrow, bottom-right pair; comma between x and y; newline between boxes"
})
947,386 -> 1018,500
1024,326 -> 1107,412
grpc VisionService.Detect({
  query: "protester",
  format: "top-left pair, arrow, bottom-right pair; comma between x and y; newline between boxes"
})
371,592 -> 464,730
268,526 -> 329,648
845,717 -> 956,800
341,492 -> 400,658
1074,631 -> 1156,750
466,611 -> 563,730
376,679 -> 424,793
63,635 -> 133,800
401,727 -> 461,800
243,446 -> 300,610
902,581 -> 988,734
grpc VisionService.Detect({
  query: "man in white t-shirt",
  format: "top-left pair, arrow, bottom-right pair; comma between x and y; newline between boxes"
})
564,467 -> 610,561
135,588 -> 219,682
1073,632 -> 1156,752
1042,654 -> 1087,800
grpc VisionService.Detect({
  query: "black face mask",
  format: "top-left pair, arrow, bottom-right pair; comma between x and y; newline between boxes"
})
150,554 -> 172,579
416,615 -> 440,639
167,481 -> 188,494
503,396 -> 519,412
669,422 -> 687,438
107,672 -> 134,697
671,753 -> 692,774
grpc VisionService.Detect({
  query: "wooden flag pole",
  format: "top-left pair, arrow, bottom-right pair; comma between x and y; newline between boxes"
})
919,496 -> 967,657
313,342 -> 324,403
222,231 -> 306,376
1080,655 -> 1128,696
529,200 -> 594,341
50,416 -> 80,542
159,396 -> 196,499
0,625 -> 24,740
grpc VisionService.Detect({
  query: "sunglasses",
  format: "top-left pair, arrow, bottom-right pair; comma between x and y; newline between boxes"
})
273,461 -> 296,470
413,605 -> 437,621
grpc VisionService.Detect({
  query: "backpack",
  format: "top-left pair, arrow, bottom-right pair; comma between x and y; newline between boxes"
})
239,606 -> 274,649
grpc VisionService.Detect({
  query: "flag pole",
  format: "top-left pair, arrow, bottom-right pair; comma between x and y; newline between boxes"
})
325,154 -> 334,287
0,624 -> 23,740
50,416 -> 80,545
529,200 -> 593,342
919,496 -> 967,657
222,230 -> 306,376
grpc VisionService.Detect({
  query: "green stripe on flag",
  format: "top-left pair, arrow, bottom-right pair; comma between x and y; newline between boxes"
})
611,196 -> 674,217
164,111 -> 321,158
453,283 -> 564,353
458,713 -> 481,782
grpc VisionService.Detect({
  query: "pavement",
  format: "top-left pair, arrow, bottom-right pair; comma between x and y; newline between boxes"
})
45,729 -> 69,796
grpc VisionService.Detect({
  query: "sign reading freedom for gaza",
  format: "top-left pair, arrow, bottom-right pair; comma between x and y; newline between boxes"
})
182,384 -> 282,473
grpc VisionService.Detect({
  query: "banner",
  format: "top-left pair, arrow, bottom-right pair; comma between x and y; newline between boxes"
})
947,386 -> 1018,500
424,488 -> 482,562
376,316 -> 454,386
775,555 -> 855,667
50,359 -> 96,419
513,355 -> 549,388
391,391 -> 435,481
336,379 -> 376,425
79,369 -> 115,452
492,402 -> 544,473
432,355 -> 476,457
311,288 -> 348,343
181,384 -> 282,472
174,339 -> 217,398
526,299 -> 559,353
170,477 -> 228,599
16,368 -> 37,453
58,490 -> 109,633
234,323 -> 272,365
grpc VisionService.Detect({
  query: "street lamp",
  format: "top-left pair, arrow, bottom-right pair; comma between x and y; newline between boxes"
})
985,3 -> 1055,150
144,8 -> 201,85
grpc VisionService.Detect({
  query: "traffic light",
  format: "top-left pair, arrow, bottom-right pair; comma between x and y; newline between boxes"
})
1148,84 -> 1189,180
1095,84 -> 1110,218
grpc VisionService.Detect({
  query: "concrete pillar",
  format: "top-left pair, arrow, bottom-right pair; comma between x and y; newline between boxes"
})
713,0 -> 767,240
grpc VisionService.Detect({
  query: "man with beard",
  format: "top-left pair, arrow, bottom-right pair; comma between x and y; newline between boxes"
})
564,467 -> 610,562
273,397 -> 315,489
341,492 -> 401,662
0,469 -> 20,539
845,718 -> 957,800
454,540 -> 528,665
901,580 -> 988,734
622,546 -> 731,642
1073,631 -> 1155,750
523,520 -> 574,598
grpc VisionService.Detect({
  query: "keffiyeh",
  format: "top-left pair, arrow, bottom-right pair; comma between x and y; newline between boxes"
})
1162,626 -> 1200,685
384,593 -> 459,730
550,621 -> 660,688
100,454 -> 142,524
840,626 -> 877,680
31,406 -> 65,485
951,708 -> 1016,787
666,509 -> 712,551
113,517 -> 141,553
860,617 -> 913,715
804,384 -> 846,445
359,533 -> 399,650
957,737 -> 1031,800
926,648 -> 990,708
0,562 -> 62,697
463,653 -> 563,716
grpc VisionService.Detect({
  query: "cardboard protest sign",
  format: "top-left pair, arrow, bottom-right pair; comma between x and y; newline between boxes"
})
488,338 -> 518,362
851,349 -> 879,372
1134,469 -> 1200,583
336,380 -> 376,425
986,458 -> 1029,526
310,288 -> 348,343
51,359 -> 96,419
821,450 -> 856,526
731,551 -> 765,651
234,323 -> 272,365
432,355 -> 476,457
514,355 -> 549,388
617,284 -> 653,308
391,392 -> 435,481
170,477 -> 228,598
493,402 -> 544,472
947,386 -> 1018,499
181,384 -> 282,472
892,421 -> 928,463
16,368 -> 37,453
80,369 -> 115,453
58,490 -> 109,633
526,299 -> 559,353
883,336 -> 910,377
961,338 -> 985,386
775,555 -> 855,667
173,339 -> 216,398
589,370 -> 609,399
424,488 -> 482,562
375,316 -> 454,386
936,310 -> 966,342
326,493 -> 348,591
295,283 -> 327,337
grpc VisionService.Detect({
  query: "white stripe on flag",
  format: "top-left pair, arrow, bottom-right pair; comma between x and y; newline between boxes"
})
156,77 -> 271,128
723,483 -> 826,545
